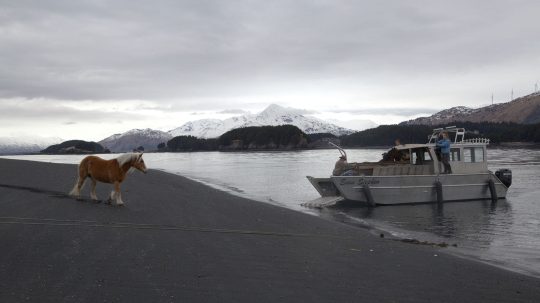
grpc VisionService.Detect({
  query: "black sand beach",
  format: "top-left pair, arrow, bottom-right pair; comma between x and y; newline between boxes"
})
1,158 -> 539,302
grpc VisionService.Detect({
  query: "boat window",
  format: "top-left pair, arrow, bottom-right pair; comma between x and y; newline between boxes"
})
474,147 -> 484,162
463,147 -> 485,163
411,148 -> 432,165
450,148 -> 460,161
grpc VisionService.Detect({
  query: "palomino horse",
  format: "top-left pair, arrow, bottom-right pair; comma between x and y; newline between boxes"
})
69,153 -> 147,206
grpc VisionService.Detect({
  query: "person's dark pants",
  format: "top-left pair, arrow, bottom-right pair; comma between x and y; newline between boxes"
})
441,153 -> 452,174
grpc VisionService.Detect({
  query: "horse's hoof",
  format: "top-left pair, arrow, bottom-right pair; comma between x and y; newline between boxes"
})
105,199 -> 112,205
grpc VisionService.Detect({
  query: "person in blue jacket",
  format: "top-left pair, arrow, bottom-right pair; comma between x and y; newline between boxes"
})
436,132 -> 452,174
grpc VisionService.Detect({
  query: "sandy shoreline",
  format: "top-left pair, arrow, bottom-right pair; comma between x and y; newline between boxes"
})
1,158 -> 539,302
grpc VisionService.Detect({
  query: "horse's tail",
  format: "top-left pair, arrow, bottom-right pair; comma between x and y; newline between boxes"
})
69,157 -> 89,196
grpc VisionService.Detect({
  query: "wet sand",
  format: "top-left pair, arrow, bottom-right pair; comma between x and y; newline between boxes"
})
1,158 -> 539,302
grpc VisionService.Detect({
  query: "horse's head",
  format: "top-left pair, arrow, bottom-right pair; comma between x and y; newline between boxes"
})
132,153 -> 147,174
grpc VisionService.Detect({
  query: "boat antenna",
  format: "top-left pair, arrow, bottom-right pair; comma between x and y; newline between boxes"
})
328,142 -> 347,159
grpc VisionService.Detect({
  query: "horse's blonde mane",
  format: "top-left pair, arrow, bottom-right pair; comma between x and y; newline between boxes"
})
116,153 -> 139,166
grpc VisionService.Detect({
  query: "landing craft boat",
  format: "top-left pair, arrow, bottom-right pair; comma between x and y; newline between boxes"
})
306,127 -> 512,207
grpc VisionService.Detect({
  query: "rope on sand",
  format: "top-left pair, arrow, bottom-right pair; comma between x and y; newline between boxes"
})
0,216 -> 350,240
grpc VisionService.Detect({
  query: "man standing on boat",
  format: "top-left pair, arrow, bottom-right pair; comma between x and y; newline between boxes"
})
436,132 -> 452,174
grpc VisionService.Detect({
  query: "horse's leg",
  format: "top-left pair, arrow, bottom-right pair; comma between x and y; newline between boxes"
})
107,190 -> 114,204
113,181 -> 124,206
90,178 -> 98,201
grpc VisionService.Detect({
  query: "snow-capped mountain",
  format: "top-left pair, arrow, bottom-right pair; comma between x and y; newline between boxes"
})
73,105 -> 367,152
402,92 -> 540,125
327,119 -> 378,132
99,128 -> 172,153
169,104 -> 356,138
102,104 -> 357,151
0,136 -> 63,155
169,116 -> 251,139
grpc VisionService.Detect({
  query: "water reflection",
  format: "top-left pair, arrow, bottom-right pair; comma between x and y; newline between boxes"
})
327,199 -> 511,243
325,191 -> 540,276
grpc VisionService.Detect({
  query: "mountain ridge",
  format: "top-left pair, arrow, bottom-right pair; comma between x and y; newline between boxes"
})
401,92 -> 540,125
101,104 -> 358,152
98,128 -> 173,153
169,104 -> 356,138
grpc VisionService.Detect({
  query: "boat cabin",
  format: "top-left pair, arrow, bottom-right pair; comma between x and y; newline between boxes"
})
351,127 -> 489,176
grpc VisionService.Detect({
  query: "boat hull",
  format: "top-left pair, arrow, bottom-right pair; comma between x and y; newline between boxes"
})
329,172 -> 508,205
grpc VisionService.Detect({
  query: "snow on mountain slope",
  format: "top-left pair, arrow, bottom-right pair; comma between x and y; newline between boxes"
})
169,119 -> 236,139
169,104 -> 356,138
403,106 -> 479,125
99,128 -> 172,152
0,136 -> 63,155
92,105 -> 357,152
402,92 -> 540,125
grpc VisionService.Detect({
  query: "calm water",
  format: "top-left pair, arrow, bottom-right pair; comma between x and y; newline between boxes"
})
2,148 -> 540,277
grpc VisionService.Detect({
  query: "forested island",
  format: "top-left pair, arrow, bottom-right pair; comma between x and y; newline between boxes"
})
41,140 -> 110,154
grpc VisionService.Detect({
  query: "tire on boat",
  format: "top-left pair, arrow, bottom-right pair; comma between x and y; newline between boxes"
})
435,181 -> 443,204
488,179 -> 497,203
362,184 -> 376,207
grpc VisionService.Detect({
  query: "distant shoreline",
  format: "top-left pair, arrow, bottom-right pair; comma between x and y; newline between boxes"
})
496,142 -> 540,148
3,142 -> 540,156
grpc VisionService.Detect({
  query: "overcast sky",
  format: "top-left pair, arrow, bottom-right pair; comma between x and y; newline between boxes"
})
1,0 -> 539,141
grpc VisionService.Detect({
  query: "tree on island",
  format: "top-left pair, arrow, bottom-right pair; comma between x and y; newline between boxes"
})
218,125 -> 308,150
166,136 -> 218,151
41,140 -> 109,154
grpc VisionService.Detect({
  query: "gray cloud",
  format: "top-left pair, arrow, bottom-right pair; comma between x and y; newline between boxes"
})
1,0 -> 539,106
0,100 -> 143,123
0,0 -> 539,141
218,109 -> 250,114
327,107 -> 438,116
288,107 -> 319,115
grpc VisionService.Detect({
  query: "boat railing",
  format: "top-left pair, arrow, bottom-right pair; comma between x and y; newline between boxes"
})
428,126 -> 465,144
428,127 -> 490,145
458,138 -> 490,144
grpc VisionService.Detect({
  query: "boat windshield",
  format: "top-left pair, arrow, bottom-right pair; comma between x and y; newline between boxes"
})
411,147 -> 433,165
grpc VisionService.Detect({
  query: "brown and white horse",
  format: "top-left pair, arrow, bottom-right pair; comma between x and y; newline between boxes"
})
69,153 -> 147,206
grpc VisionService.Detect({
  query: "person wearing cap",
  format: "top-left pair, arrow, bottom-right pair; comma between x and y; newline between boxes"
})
333,155 -> 351,176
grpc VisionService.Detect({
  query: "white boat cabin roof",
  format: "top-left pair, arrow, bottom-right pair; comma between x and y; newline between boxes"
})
394,144 -> 431,150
